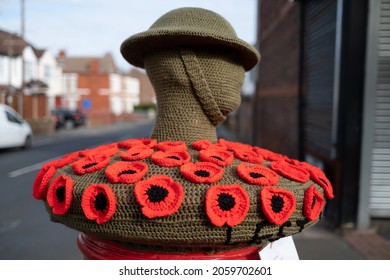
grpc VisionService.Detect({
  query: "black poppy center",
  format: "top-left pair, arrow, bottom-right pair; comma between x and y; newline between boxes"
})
118,169 -> 137,176
271,195 -> 284,213
249,172 -> 265,179
218,193 -> 236,211
147,185 -> 169,203
131,153 -> 140,156
195,170 -> 210,177
94,193 -> 108,212
82,162 -> 98,169
311,196 -> 317,209
319,178 -> 328,186
211,155 -> 223,161
167,155 -> 181,160
56,186 -> 65,203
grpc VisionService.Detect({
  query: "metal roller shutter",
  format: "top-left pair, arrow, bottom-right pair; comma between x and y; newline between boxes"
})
369,0 -> 390,216
304,0 -> 339,159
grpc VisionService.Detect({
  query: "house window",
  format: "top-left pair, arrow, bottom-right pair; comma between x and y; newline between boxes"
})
0,57 -> 5,78
63,74 -> 77,93
24,61 -> 33,81
44,65 -> 51,81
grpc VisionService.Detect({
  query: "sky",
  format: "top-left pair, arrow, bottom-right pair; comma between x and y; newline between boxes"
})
0,0 -> 258,72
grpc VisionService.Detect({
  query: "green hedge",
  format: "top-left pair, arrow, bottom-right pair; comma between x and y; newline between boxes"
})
134,103 -> 157,111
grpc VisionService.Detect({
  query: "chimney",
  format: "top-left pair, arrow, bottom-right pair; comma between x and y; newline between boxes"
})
57,50 -> 66,64
89,59 -> 100,74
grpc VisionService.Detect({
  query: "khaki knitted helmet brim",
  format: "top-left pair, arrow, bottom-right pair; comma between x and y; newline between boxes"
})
120,7 -> 260,71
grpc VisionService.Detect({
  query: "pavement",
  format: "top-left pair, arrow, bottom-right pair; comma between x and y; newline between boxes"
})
292,218 -> 390,260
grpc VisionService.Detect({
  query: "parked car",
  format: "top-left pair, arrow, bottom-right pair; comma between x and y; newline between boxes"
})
51,108 -> 87,129
0,104 -> 33,149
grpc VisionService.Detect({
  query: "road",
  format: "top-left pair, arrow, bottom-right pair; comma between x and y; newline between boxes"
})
0,120 -> 154,260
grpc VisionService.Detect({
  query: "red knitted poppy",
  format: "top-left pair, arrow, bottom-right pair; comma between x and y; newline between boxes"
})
233,149 -> 263,164
120,145 -> 154,161
72,154 -> 111,175
205,184 -> 250,227
80,143 -> 119,157
270,160 -> 310,183
48,152 -> 81,169
180,162 -> 224,184
198,149 -> 234,166
260,186 -> 296,225
105,161 -> 148,184
46,175 -> 74,215
118,138 -> 157,149
303,185 -> 325,221
218,139 -> 252,152
32,164 -> 57,200
134,175 -> 184,219
237,163 -> 279,186
139,138 -> 158,148
81,184 -> 117,224
310,169 -> 334,199
118,139 -> 144,149
155,141 -> 187,152
191,139 -> 213,150
300,162 -> 334,199
253,147 -> 286,162
151,150 -> 191,167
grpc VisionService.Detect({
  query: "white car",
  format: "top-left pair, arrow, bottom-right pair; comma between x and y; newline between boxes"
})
0,104 -> 33,149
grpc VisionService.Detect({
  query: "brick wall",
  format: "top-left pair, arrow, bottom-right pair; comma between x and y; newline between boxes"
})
24,94 -> 48,120
129,68 -> 156,105
236,96 -> 254,145
77,59 -> 112,126
253,0 -> 301,159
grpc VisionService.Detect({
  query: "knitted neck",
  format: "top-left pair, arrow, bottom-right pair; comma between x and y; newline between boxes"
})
150,81 -> 218,144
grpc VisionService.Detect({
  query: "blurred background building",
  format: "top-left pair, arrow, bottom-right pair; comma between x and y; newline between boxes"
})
0,29 -> 62,123
0,30 -> 156,129
58,51 -> 144,126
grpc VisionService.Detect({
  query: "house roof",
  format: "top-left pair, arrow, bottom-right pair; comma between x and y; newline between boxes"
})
0,28 -> 46,58
61,53 -> 117,74
33,48 -> 45,58
0,29 -> 27,56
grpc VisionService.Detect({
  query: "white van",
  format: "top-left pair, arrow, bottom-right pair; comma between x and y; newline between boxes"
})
0,104 -> 33,149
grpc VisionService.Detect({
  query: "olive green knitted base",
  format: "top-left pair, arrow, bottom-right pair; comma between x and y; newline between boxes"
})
38,141 -> 323,253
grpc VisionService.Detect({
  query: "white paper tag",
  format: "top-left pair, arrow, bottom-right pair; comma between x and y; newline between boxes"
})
259,236 -> 300,260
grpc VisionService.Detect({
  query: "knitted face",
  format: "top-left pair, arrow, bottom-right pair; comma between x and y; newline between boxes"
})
144,47 -> 245,120
144,49 -> 188,91
194,47 -> 245,116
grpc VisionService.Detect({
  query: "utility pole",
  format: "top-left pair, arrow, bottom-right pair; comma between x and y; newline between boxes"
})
21,0 -> 25,38
4,36 -> 15,106
19,0 -> 25,117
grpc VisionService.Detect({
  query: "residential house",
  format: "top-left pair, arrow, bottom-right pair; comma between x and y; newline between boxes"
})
129,68 -> 156,105
0,29 -> 62,123
0,29 -> 27,114
35,48 -> 63,114
59,52 -> 140,126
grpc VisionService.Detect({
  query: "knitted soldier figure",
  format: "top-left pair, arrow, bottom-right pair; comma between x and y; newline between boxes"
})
32,7 -> 334,259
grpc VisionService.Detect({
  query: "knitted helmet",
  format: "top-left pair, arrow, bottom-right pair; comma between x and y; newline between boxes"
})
32,7 -> 334,256
120,7 -> 260,71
